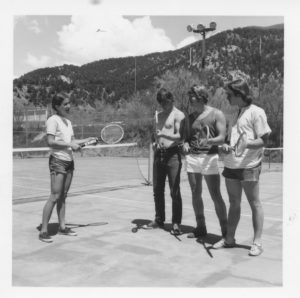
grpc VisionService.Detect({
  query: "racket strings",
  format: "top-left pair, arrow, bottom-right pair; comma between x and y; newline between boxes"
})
234,132 -> 247,157
101,124 -> 124,144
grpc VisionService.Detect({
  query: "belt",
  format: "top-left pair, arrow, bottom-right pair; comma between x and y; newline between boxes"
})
156,146 -> 180,154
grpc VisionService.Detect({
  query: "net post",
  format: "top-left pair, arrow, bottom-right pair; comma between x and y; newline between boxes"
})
148,143 -> 153,185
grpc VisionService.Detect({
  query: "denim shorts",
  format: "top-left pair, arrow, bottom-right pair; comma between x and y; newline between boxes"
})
49,155 -> 74,175
222,164 -> 261,182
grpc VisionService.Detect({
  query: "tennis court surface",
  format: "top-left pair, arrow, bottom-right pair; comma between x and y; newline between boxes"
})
12,155 -> 282,287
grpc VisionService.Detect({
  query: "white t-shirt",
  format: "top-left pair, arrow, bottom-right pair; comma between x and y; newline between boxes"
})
46,115 -> 74,161
224,104 -> 271,169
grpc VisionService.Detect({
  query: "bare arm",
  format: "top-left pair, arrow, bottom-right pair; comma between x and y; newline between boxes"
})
72,136 -> 96,146
47,134 -> 80,151
207,110 -> 226,146
247,133 -> 269,149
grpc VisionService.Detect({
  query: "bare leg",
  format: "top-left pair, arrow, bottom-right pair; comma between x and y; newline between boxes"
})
242,181 -> 263,244
40,173 -> 66,233
225,178 -> 243,243
57,171 -> 73,230
187,173 -> 205,227
204,174 -> 227,236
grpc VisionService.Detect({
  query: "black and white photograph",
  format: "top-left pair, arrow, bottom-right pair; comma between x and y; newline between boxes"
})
1,0 -> 300,297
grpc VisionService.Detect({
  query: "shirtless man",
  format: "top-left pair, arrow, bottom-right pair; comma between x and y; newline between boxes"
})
147,88 -> 185,235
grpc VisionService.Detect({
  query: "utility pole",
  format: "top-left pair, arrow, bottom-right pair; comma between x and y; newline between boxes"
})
187,22 -> 216,69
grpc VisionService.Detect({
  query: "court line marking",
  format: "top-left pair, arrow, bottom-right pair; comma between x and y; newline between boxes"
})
77,192 -> 282,223
13,181 -> 282,208
14,184 -> 49,191
116,186 -> 283,207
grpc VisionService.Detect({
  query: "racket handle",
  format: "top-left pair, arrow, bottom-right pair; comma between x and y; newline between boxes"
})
80,138 -> 99,147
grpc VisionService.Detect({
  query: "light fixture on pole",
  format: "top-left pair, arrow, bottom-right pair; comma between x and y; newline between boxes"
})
186,21 -> 216,69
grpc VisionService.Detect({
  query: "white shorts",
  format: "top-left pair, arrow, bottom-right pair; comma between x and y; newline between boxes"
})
185,153 -> 219,175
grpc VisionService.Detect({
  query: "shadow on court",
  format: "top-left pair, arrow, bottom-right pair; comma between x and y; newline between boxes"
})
36,222 -> 109,235
13,158 -> 282,287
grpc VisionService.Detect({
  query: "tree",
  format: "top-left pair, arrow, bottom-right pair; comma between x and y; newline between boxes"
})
154,67 -> 201,115
258,77 -> 283,147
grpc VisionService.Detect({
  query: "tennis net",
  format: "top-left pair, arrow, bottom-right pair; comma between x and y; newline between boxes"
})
13,143 -> 153,204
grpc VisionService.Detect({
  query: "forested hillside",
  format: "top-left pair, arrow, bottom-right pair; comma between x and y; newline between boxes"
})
13,25 -> 284,148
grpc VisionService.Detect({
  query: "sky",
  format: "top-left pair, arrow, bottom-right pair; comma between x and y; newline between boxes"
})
2,1 -> 300,298
14,15 -> 283,78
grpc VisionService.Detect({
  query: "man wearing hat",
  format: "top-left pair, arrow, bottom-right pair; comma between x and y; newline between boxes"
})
182,84 -> 228,239
213,79 -> 271,256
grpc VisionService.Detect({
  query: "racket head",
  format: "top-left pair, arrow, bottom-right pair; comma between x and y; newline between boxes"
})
234,131 -> 247,157
100,124 -> 124,144
198,125 -> 210,148
202,125 -> 210,140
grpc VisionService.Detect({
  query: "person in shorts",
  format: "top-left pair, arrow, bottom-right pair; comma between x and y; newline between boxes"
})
147,88 -> 185,235
212,79 -> 271,256
182,85 -> 228,238
39,94 -> 94,243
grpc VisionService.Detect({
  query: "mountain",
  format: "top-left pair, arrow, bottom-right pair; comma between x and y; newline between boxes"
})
13,25 -> 283,108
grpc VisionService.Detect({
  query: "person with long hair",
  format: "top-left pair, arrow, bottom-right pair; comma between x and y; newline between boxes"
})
39,94 -> 94,243
183,85 -> 228,239
213,79 -> 271,256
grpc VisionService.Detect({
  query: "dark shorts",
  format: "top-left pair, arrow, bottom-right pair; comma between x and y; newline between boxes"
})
222,164 -> 261,182
49,155 -> 74,175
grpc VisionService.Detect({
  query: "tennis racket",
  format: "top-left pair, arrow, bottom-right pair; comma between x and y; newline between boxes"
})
132,224 -> 149,233
191,125 -> 211,152
80,123 -> 124,147
232,131 -> 247,157
100,123 -> 124,144
131,219 -> 152,232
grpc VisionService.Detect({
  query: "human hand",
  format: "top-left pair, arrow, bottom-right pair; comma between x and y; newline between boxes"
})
182,142 -> 190,154
70,142 -> 81,152
221,143 -> 232,154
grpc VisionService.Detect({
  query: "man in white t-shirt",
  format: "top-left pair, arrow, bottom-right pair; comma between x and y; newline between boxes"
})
213,79 -> 271,256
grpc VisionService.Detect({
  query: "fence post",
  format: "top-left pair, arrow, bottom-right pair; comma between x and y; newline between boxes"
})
25,110 -> 28,147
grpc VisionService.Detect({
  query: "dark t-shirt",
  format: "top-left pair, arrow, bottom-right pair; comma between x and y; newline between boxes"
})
187,108 -> 219,155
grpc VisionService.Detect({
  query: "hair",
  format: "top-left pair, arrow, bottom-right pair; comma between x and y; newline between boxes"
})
226,79 -> 252,105
156,88 -> 174,103
188,84 -> 209,104
52,94 -> 66,112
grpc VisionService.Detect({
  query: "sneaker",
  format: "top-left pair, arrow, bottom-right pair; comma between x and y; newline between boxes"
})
146,220 -> 164,229
39,232 -> 53,243
187,226 -> 207,238
170,223 -> 182,236
249,243 -> 263,256
212,238 -> 236,249
58,227 -> 77,236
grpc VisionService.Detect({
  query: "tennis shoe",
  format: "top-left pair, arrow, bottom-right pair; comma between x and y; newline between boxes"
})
39,232 -> 53,243
187,226 -> 207,238
249,243 -> 263,256
170,223 -> 182,236
146,220 -> 164,229
212,238 -> 236,249
58,227 -> 77,236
